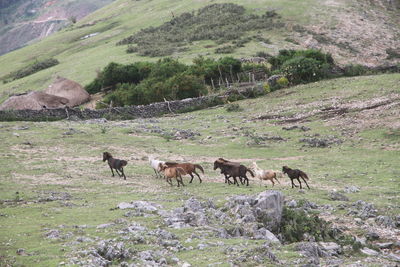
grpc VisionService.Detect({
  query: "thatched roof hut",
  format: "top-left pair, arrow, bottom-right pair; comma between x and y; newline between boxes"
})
44,76 -> 90,107
0,91 -> 69,111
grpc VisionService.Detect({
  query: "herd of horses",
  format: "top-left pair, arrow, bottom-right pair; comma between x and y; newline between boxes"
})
103,152 -> 310,189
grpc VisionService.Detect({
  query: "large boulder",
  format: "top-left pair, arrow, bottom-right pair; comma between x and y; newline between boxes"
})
0,91 -> 69,110
44,76 -> 90,107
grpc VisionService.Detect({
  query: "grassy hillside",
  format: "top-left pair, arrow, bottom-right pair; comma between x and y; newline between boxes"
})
0,0 -> 399,103
0,73 -> 399,266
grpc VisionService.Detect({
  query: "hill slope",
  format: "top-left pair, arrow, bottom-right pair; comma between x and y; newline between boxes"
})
0,73 -> 399,266
0,0 -> 114,56
0,0 -> 399,103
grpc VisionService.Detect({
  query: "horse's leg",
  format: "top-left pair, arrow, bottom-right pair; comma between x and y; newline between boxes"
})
302,177 -> 310,189
193,171 -> 202,183
275,177 -> 281,184
271,178 -> 275,187
180,175 -> 185,187
109,166 -> 115,177
291,178 -> 295,188
233,176 -> 239,186
188,172 -> 195,183
167,177 -> 173,186
297,178 -> 302,189
120,168 -> 126,180
153,169 -> 159,178
115,169 -> 122,177
243,175 -> 249,186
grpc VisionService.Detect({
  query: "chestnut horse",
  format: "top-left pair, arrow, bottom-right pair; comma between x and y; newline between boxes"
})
164,162 -> 204,183
159,163 -> 185,187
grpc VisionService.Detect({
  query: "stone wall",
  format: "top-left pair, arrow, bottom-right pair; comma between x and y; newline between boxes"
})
0,84 -> 265,121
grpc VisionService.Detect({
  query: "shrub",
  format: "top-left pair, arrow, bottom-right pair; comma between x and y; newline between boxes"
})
117,3 -> 283,56
269,49 -> 333,71
5,58 -> 59,81
280,56 -> 331,84
281,207 -> 332,243
277,76 -> 289,87
343,64 -> 369,77
225,103 -> 243,112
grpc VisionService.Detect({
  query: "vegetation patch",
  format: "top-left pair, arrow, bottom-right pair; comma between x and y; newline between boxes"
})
117,3 -> 282,57
2,58 -> 59,83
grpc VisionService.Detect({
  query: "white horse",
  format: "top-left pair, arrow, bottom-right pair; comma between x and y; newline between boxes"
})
250,162 -> 282,187
149,155 -> 165,178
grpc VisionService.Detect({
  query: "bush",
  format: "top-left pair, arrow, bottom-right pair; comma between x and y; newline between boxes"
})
280,56 -> 332,84
269,49 -> 333,72
277,76 -> 289,87
5,58 -> 59,81
117,3 -> 283,56
225,103 -> 243,112
281,207 -> 332,243
343,64 -> 369,77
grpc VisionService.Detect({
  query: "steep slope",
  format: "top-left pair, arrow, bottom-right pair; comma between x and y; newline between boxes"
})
0,0 -> 398,103
0,0 -> 114,55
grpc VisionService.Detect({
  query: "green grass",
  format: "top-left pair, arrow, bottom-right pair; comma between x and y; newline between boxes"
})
0,73 -> 399,265
1,0 -> 390,103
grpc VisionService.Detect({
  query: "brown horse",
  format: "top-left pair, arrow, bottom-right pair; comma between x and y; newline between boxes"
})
282,166 -> 310,189
164,162 -> 204,183
159,163 -> 185,187
103,152 -> 127,180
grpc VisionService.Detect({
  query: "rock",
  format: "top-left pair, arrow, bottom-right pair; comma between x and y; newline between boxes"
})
282,125 -> 310,131
329,191 -> 349,201
254,228 -> 281,244
348,200 -> 377,219
38,191 -> 72,202
386,253 -> 400,262
344,186 -> 360,193
96,240 -> 131,261
182,262 -> 191,267
376,242 -> 393,249
296,242 -> 327,265
96,223 -> 115,229
375,215 -> 396,228
117,201 -> 161,213
365,231 -> 380,241
360,247 -> 379,256
299,135 -> 342,147
318,242 -> 342,256
16,248 -> 27,255
287,199 -> 297,208
76,236 -> 93,243
45,229 -> 60,239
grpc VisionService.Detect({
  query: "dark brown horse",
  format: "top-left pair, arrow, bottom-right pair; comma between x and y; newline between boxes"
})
214,158 -> 254,186
164,162 -> 204,183
282,166 -> 310,189
103,152 -> 128,180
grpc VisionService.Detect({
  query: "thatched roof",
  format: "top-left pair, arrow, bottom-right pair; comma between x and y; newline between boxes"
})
44,76 -> 90,107
0,91 -> 69,111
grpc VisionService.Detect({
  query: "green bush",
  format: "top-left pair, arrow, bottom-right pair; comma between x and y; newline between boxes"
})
281,57 -> 331,84
281,207 -> 332,243
277,76 -> 289,87
343,64 -> 369,77
117,3 -> 283,56
4,58 -> 59,81
269,49 -> 333,72
225,103 -> 243,112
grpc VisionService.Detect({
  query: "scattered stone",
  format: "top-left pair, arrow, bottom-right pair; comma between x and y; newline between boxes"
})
344,186 -> 360,193
282,125 -> 310,131
318,242 -> 342,256
329,191 -> 349,201
365,231 -> 380,241
63,128 -> 83,135
38,192 -> 72,202
76,236 -> 93,243
375,215 -> 396,228
348,200 -> 377,219
287,199 -> 297,208
360,247 -> 379,256
376,242 -> 393,249
254,228 -> 281,244
96,223 -> 115,229
117,201 -> 161,213
45,229 -> 61,239
13,126 -> 29,130
16,248 -> 27,255
96,240 -> 131,262
300,135 -> 342,147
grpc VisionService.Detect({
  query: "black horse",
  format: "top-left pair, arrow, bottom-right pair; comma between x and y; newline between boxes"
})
214,159 -> 254,186
282,166 -> 310,189
103,152 -> 128,180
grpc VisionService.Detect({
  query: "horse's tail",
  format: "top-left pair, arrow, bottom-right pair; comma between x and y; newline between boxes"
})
246,168 -> 255,177
299,171 -> 309,180
194,164 -> 204,174
121,160 -> 128,167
